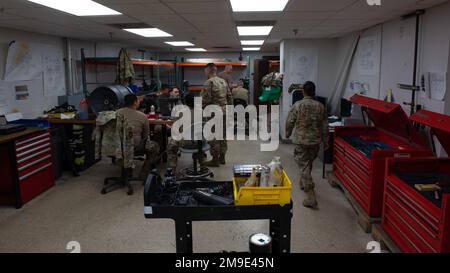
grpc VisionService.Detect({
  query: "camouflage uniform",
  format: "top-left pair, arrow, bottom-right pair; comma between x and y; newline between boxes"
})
201,76 -> 232,159
286,97 -> 329,192
167,139 -> 198,169
116,48 -> 135,85
94,111 -> 159,176
261,72 -> 283,88
232,86 -> 249,104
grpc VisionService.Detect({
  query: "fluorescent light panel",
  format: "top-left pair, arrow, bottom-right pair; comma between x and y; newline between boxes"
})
243,47 -> 261,51
241,40 -> 265,46
186,48 -> 207,52
237,26 -> 273,36
124,28 -> 173,38
27,0 -> 121,16
230,0 -> 289,12
165,41 -> 194,47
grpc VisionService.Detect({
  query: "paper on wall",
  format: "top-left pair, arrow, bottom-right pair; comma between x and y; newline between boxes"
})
4,42 -> 42,82
429,72 -> 447,101
357,36 -> 380,76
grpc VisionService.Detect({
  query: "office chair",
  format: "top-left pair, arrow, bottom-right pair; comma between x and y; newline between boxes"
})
178,122 -> 214,180
101,113 -> 144,196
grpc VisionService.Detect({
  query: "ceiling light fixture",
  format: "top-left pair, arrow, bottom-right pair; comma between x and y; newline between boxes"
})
237,26 -> 273,36
230,0 -> 289,12
27,0 -> 121,16
186,48 -> 207,52
241,40 -> 265,46
165,41 -> 195,47
243,47 -> 261,51
124,28 -> 173,38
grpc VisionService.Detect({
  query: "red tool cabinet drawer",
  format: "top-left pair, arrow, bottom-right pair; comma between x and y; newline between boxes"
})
382,157 -> 450,253
2,130 -> 55,208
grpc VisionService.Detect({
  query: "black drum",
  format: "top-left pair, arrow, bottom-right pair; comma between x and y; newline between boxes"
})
88,85 -> 132,113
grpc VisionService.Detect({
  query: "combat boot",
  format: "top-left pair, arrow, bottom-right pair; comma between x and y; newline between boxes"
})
303,190 -> 318,209
203,155 -> 220,167
219,153 -> 226,165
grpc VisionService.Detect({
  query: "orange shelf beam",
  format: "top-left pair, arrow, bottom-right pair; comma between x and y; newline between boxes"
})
188,87 -> 204,92
177,62 -> 248,67
84,58 -> 175,67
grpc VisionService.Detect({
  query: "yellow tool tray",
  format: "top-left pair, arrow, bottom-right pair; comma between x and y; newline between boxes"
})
233,170 -> 292,206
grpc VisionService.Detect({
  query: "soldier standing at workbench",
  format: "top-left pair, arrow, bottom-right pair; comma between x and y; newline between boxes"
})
201,63 -> 233,167
286,81 -> 329,209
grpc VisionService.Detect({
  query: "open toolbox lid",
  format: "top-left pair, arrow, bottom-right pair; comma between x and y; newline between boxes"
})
350,94 -> 427,146
410,110 -> 450,155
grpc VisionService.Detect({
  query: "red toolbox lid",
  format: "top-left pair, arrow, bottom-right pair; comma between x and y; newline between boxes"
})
410,110 -> 450,155
350,94 -> 427,146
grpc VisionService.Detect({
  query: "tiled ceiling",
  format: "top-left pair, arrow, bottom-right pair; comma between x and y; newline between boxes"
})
0,0 -> 448,52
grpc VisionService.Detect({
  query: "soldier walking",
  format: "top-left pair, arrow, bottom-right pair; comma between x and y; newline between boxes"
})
286,81 -> 329,209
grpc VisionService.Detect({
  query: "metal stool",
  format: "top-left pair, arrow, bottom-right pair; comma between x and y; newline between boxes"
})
179,140 -> 214,179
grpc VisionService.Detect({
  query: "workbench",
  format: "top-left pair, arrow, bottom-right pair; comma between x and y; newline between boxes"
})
144,179 -> 293,253
44,118 -> 97,175
0,128 -> 55,208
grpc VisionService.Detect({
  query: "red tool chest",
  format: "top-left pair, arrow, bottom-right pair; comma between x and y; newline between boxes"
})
382,110 -> 450,253
0,130 -> 55,208
333,95 -> 432,218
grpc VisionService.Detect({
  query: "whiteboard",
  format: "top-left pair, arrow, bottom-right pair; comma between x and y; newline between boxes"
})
288,47 -> 318,85
344,26 -> 382,99
3,41 -> 66,96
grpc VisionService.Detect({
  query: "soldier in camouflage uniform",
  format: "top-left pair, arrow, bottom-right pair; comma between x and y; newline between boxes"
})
201,63 -> 233,167
286,81 -> 329,209
116,94 -> 160,179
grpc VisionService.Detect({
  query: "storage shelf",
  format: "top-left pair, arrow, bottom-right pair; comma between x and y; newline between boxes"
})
84,58 -> 175,67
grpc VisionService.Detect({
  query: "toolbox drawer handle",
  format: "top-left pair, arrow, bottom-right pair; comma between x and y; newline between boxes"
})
16,138 -> 50,152
17,148 -> 51,164
16,143 -> 50,158
388,182 -> 440,225
15,133 -> 49,146
385,200 -> 437,251
386,193 -> 439,240
18,155 -> 52,172
384,205 -> 424,253
19,163 -> 52,181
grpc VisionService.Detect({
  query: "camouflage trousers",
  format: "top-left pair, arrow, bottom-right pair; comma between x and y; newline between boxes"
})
167,139 -> 199,169
135,140 -> 160,178
208,114 -> 228,158
294,144 -> 320,192
209,140 -> 227,158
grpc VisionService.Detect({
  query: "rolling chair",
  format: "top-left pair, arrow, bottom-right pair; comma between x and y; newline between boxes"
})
177,122 -> 214,180
101,113 -> 145,196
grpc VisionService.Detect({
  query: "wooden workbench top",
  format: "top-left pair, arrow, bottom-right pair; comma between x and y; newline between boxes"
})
0,128 -> 44,145
45,118 -> 96,125
148,119 -> 177,126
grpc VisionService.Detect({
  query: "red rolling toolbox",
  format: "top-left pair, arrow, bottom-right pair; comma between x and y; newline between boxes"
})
0,130 -> 55,208
333,95 -> 432,218
382,110 -> 450,253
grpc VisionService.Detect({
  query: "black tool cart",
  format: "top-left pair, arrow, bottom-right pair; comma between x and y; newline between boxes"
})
143,172 -> 293,253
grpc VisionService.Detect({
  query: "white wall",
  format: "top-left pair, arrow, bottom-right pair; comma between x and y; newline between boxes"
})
280,39 -> 339,139
419,1 -> 450,115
